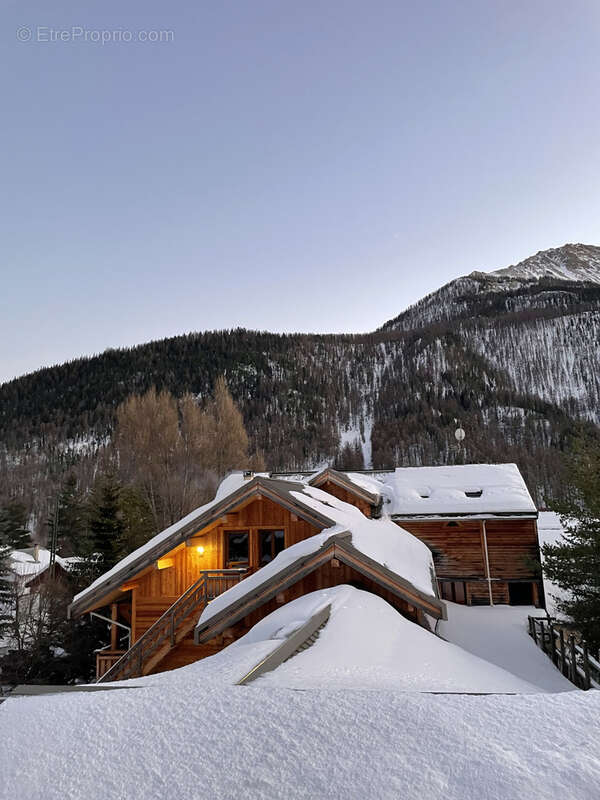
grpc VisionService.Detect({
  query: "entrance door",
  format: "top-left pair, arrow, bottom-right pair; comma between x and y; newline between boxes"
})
508,582 -> 533,605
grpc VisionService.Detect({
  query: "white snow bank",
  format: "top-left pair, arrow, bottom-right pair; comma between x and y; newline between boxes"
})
344,463 -> 537,516
236,586 -> 540,693
438,601 -> 573,692
197,490 -> 436,629
538,511 -> 570,618
2,605 -> 598,800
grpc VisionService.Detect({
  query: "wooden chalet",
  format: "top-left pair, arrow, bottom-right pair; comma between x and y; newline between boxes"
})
69,463 -> 543,683
310,464 -> 544,608
69,474 -> 442,681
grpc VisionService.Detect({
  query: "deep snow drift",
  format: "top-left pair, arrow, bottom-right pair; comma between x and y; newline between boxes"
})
2,586 -> 596,800
438,601 -> 572,692
236,587 -> 539,693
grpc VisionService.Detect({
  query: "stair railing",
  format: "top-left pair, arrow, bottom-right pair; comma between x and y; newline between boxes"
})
97,569 -> 246,683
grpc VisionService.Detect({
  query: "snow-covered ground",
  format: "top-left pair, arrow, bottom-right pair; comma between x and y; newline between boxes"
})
438,602 -> 572,692
2,586 -> 596,800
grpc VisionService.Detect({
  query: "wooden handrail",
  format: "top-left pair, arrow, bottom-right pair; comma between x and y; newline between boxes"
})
97,569 -> 246,683
528,615 -> 600,690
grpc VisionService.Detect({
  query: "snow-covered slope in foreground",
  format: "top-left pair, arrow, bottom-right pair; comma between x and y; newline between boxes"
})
439,601 -> 572,692
239,587 -> 540,693
2,590 -> 597,800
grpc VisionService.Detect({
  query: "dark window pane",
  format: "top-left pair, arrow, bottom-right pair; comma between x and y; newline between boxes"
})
226,531 -> 249,566
259,531 -> 273,565
273,530 -> 285,556
259,530 -> 285,565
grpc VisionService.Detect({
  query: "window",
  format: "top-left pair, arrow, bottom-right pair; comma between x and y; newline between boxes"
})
225,531 -> 249,567
259,529 -> 285,565
440,581 -> 466,604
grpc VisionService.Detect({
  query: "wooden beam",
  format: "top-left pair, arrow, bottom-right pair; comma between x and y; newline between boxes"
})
110,604 -> 118,650
130,587 -> 137,644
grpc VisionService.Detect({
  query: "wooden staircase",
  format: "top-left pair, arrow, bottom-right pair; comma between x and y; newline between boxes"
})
97,569 -> 246,683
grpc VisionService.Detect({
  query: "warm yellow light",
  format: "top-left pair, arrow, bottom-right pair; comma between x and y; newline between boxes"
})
196,545 -> 205,555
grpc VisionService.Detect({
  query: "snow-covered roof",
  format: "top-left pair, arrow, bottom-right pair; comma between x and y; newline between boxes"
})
69,474 -> 340,616
339,463 -> 537,517
9,548 -> 77,582
196,487 -> 438,632
236,586 -> 543,693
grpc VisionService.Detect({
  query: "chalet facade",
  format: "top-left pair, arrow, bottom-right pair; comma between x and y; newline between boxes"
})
310,464 -> 543,607
68,464 -> 542,682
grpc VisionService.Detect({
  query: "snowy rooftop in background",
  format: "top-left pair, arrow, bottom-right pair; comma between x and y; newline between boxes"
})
9,547 -> 77,581
340,463 -> 537,516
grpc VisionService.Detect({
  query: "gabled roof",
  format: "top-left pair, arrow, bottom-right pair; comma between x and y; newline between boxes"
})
308,467 -> 382,507
195,530 -> 445,644
68,476 -> 339,618
336,463 -> 537,518
9,548 -> 77,584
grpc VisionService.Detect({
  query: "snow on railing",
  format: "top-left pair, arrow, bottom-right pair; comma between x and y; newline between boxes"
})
528,616 -> 600,690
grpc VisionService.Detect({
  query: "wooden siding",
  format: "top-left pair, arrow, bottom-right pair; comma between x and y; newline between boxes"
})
317,480 -> 373,517
396,518 -> 540,581
119,496 -> 323,641
484,519 -> 540,580
397,519 -> 486,578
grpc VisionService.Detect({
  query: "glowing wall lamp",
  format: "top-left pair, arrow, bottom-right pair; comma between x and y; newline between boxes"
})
196,545 -> 205,556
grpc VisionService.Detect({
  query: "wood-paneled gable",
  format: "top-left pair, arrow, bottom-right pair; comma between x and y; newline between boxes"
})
316,480 -> 374,517
119,496 -> 323,640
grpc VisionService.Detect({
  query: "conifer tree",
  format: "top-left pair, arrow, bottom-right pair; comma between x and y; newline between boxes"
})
542,435 -> 600,651
47,473 -> 87,557
87,473 -> 124,572
0,502 -> 32,550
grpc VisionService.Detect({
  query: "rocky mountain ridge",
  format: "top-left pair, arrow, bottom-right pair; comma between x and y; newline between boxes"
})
1,243 -> 599,520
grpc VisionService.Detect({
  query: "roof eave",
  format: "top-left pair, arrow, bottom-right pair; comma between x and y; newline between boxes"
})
68,477 -> 337,619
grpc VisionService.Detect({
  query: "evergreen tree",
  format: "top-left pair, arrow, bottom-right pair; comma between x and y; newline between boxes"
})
47,473 -> 88,557
87,473 -> 124,573
0,502 -> 32,550
542,436 -> 600,651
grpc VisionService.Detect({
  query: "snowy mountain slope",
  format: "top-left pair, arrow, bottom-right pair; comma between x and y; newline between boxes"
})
379,244 -> 600,428
489,243 -> 600,284
1,243 -> 600,528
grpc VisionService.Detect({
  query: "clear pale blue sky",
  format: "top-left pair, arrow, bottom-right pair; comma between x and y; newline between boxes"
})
2,0 -> 600,383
